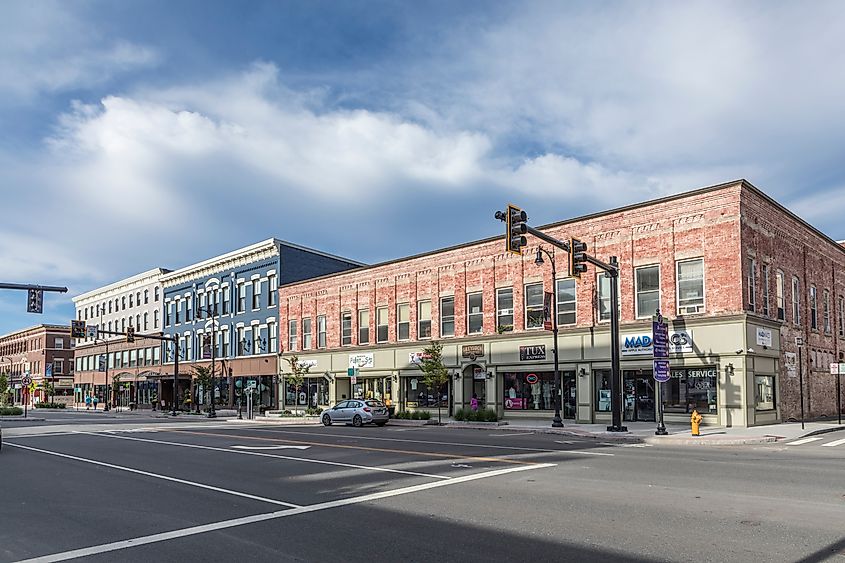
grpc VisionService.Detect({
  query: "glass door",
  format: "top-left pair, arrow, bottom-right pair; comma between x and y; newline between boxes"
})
623,371 -> 656,422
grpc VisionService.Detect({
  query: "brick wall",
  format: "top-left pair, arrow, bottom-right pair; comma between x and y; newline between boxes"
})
281,182 -> 746,351
741,189 -> 845,420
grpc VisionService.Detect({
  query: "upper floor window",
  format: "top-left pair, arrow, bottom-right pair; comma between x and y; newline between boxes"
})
792,276 -> 800,325
496,288 -> 514,333
341,312 -> 353,345
418,301 -> 432,339
376,307 -> 388,343
143,312 -> 149,331
302,318 -> 312,350
175,300 -> 181,324
129,294 -> 134,308
746,258 -> 756,312
268,274 -> 277,307
253,328 -> 262,355
252,279 -> 261,310
237,282 -> 246,313
823,289 -> 831,334
839,295 -> 844,338
154,310 -> 159,329
556,278 -> 576,325
154,287 -> 160,301
269,321 -> 277,354
122,296 -> 126,310
761,264 -> 770,317
358,309 -> 369,345
186,297 -> 193,322
677,258 -> 704,315
237,327 -> 246,355
524,283 -> 544,329
165,304 -> 171,327
317,315 -> 327,348
810,285 -> 818,330
108,301 -> 112,314
288,320 -> 297,352
136,292 -> 141,307
464,292 -> 482,334
776,270 -> 785,321
397,303 -> 410,340
144,289 -> 149,304
597,274 -> 612,322
635,265 -> 660,318
222,286 -> 230,315
54,338 -> 64,349
440,296 -> 455,337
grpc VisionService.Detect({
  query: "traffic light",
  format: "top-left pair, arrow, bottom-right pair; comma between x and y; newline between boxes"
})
126,326 -> 135,343
26,289 -> 43,313
506,204 -> 527,254
569,238 -> 588,277
71,320 -> 86,339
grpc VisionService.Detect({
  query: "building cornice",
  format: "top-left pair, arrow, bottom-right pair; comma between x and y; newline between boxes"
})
73,268 -> 170,304
0,324 -> 70,341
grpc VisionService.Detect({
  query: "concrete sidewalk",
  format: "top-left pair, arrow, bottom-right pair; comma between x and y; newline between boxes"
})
444,417 -> 845,446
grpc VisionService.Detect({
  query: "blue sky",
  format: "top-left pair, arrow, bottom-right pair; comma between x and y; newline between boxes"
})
2,0 -> 845,335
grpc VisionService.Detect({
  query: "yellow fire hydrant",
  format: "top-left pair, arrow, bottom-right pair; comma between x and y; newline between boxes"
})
690,409 -> 703,436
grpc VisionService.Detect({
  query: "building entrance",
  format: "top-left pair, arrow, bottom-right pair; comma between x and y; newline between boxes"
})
623,370 -> 656,422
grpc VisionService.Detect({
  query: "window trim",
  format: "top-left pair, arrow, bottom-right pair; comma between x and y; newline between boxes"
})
792,276 -> 801,326
523,283 -> 544,330
676,258 -> 705,315
467,292 -> 484,334
556,277 -> 577,326
776,269 -> 785,321
495,287 -> 514,333
417,301 -> 431,340
440,296 -> 455,338
634,264 -> 660,319
396,303 -> 410,341
341,311 -> 353,346
376,306 -> 389,343
810,285 -> 818,330
288,319 -> 297,352
358,309 -> 369,345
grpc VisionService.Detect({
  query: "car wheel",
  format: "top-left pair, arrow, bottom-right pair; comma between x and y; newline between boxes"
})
322,414 -> 332,426
352,414 -> 363,427
375,421 -> 387,427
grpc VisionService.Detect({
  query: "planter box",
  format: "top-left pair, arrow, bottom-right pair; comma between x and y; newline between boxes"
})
446,421 -> 509,427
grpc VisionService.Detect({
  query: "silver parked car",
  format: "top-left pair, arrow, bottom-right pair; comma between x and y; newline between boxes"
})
322,399 -> 389,427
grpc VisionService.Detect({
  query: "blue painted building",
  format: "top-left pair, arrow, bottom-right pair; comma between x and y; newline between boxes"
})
160,239 -> 362,411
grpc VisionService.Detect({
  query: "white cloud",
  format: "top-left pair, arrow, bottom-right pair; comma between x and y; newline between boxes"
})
0,1 -> 158,100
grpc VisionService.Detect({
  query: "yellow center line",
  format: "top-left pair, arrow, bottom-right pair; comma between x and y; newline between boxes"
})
163,429 -> 539,466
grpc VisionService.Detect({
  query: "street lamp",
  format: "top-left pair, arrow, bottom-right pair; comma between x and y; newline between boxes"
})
534,246 -> 564,428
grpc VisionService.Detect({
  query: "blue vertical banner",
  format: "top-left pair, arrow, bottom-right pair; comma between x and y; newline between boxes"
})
652,312 -> 670,382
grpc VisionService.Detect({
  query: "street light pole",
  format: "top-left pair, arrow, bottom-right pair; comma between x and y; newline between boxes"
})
535,246 -> 563,427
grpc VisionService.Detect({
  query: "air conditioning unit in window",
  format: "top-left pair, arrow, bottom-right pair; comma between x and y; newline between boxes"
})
679,305 -> 703,315
500,309 -> 513,316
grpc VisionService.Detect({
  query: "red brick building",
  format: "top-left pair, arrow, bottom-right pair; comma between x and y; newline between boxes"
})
279,180 -> 844,427
0,324 -> 74,405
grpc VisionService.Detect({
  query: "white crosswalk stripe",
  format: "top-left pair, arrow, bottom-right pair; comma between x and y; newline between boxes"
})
821,437 -> 845,447
786,437 -> 823,445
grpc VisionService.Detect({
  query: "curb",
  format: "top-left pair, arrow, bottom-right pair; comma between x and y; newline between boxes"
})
436,423 -> 644,442
644,435 -> 778,446
0,416 -> 47,421
797,425 -> 845,438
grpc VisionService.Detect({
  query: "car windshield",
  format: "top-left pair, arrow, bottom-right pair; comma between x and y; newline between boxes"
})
365,400 -> 384,407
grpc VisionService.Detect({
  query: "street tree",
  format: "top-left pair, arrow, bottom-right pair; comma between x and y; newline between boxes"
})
281,355 -> 310,416
415,340 -> 450,424
0,373 -> 9,406
192,365 -> 214,413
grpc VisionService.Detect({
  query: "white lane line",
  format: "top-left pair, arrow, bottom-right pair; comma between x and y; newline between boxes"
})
76,431 -> 452,480
821,437 -> 845,447
488,432 -> 534,437
230,445 -> 311,450
18,462 -> 554,563
248,428 -> 576,453
786,437 -> 824,446
4,442 -> 301,509
554,440 -> 581,445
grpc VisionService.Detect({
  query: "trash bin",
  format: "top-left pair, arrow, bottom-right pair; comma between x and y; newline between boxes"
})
388,406 -> 396,418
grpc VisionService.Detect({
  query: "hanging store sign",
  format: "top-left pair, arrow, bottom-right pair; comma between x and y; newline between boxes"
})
519,345 -> 546,361
409,352 -> 432,365
785,352 -> 797,378
461,344 -> 484,359
348,353 -> 374,369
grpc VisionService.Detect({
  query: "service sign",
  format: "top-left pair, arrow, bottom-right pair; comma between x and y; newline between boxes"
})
669,330 -> 693,353
756,327 -> 773,348
461,344 -> 484,359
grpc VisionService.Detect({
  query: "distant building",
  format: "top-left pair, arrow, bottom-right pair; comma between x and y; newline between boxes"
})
160,239 -> 362,412
72,267 -> 170,408
0,324 -> 74,405
279,180 -> 845,427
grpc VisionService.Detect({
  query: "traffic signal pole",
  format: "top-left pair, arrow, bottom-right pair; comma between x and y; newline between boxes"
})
495,211 -> 627,433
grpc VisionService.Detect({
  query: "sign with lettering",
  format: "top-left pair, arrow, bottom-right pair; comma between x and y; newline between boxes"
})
348,353 -> 374,369
652,313 -> 668,360
784,352 -> 797,378
669,330 -> 693,353
519,345 -> 546,361
756,327 -> 773,348
653,360 -> 670,383
543,291 -> 553,331
670,367 -> 717,379
461,344 -> 484,359
622,334 -> 653,356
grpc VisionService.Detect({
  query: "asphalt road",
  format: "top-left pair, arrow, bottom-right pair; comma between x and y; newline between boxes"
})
1,420 -> 843,562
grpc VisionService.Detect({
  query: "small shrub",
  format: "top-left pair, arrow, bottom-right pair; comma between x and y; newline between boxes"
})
464,410 -> 477,422
410,411 -> 421,420
34,402 -> 65,409
0,406 -> 23,415
419,411 -> 431,420
483,408 -> 499,422
453,407 -> 465,421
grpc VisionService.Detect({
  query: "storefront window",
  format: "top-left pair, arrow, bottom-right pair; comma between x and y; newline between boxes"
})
352,377 -> 393,405
503,371 -> 561,411
755,375 -> 775,410
285,377 -> 329,407
661,367 -> 717,414
404,376 -> 447,408
595,370 -> 611,412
